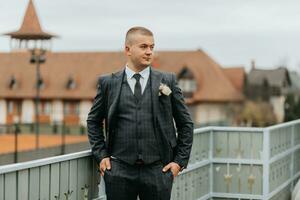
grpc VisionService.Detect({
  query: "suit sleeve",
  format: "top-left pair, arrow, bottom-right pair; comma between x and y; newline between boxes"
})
87,76 -> 109,165
170,73 -> 194,169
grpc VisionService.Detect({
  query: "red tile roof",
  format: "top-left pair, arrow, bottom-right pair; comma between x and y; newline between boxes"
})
223,67 -> 246,93
154,51 -> 244,103
0,50 -> 244,103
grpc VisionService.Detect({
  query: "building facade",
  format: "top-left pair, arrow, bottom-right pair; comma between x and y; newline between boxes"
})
0,0 -> 245,127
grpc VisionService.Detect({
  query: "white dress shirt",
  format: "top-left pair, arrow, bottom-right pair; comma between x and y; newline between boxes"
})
125,65 -> 150,94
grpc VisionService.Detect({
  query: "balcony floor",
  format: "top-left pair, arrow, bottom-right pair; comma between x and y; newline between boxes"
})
0,133 -> 88,154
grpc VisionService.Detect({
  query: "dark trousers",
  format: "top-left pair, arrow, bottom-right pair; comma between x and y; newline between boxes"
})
104,158 -> 174,200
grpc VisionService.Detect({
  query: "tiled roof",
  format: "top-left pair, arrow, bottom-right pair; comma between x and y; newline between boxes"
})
155,51 -> 244,103
0,50 -> 244,103
248,67 -> 291,87
223,67 -> 245,93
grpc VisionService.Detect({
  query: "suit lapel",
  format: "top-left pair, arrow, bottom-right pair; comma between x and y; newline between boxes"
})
108,69 -> 125,129
150,67 -> 163,122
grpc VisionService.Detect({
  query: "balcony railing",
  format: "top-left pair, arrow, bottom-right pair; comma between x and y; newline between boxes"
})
0,151 -> 99,200
1,119 -> 300,200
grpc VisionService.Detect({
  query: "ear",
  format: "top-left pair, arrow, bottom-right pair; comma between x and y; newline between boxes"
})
125,45 -> 131,56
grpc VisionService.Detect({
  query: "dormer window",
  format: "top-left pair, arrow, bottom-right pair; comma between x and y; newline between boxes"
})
66,77 -> 76,90
9,75 -> 17,90
178,79 -> 197,92
177,66 -> 197,98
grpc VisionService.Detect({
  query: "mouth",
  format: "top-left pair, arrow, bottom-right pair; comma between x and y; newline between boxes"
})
143,57 -> 151,61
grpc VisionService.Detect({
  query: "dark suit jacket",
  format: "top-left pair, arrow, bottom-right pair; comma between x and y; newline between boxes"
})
87,67 -> 193,168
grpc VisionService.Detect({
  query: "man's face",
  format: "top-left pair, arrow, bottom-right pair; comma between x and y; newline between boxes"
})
125,33 -> 155,68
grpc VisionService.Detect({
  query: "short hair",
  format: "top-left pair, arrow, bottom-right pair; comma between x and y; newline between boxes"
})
125,26 -> 153,45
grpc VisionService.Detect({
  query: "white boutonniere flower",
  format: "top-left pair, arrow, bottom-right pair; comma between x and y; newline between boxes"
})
158,83 -> 172,96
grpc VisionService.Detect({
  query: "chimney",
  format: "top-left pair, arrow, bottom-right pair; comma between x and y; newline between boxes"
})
251,59 -> 256,70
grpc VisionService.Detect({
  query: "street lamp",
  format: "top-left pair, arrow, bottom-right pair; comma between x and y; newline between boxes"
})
3,0 -> 57,150
13,115 -> 20,163
30,48 -> 46,149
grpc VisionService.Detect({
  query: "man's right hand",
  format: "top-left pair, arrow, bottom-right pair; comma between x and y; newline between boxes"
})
99,157 -> 111,176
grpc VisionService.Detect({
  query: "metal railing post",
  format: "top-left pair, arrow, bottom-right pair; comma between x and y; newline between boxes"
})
263,128 -> 270,199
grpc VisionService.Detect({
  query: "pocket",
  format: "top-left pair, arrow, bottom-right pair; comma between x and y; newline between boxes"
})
104,169 -> 108,177
104,167 -> 111,176
167,170 -> 174,180
103,168 -> 112,183
169,138 -> 177,148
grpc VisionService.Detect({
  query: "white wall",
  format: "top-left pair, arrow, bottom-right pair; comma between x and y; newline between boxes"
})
194,103 -> 228,125
21,99 -> 34,123
0,100 -> 7,124
270,95 -> 285,123
79,101 -> 92,126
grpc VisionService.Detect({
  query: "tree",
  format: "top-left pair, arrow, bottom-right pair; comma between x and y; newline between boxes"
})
284,94 -> 300,121
237,100 -> 277,127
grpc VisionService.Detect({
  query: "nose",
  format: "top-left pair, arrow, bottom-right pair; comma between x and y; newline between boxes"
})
145,47 -> 152,55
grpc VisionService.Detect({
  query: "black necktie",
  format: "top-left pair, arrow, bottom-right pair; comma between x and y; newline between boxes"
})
133,73 -> 142,101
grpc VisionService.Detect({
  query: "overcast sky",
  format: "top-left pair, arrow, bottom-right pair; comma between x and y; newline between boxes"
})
0,0 -> 300,72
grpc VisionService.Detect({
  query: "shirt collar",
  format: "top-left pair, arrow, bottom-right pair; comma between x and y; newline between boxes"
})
125,65 -> 150,79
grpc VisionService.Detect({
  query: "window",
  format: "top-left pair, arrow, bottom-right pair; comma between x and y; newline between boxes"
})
44,102 -> 51,115
75,103 -> 80,115
178,79 -> 197,97
177,66 -> 197,98
64,103 -> 70,115
66,77 -> 76,90
8,75 -> 17,90
64,101 -> 80,115
190,80 -> 197,91
7,100 -> 22,115
178,80 -> 186,91
39,101 -> 52,115
8,101 -> 13,114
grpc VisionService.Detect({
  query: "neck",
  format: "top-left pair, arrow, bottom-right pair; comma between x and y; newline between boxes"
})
126,61 -> 148,73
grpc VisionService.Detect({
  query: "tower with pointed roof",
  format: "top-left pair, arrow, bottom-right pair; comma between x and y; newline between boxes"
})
4,0 -> 56,51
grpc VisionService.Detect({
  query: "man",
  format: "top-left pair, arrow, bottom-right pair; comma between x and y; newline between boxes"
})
87,26 -> 193,200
